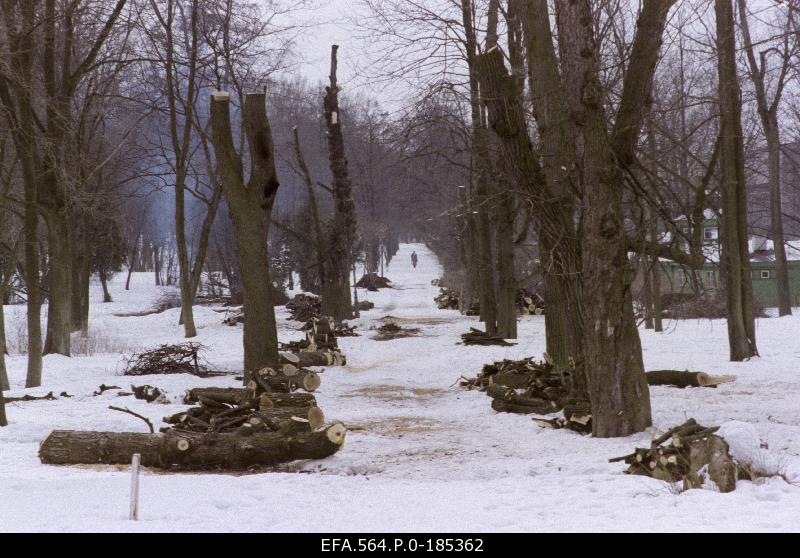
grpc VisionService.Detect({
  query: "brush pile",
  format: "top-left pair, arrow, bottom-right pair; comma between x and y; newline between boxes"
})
123,343 -> 212,376
609,418 -> 737,492
356,273 -> 392,291
461,356 -> 591,433
286,294 -> 321,322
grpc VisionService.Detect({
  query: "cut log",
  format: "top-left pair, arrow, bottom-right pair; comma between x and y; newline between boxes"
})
646,370 -> 736,388
184,387 -> 249,405
39,423 -> 346,470
491,397 -> 560,415
255,369 -> 321,393
284,350 -> 345,367
489,372 -> 531,389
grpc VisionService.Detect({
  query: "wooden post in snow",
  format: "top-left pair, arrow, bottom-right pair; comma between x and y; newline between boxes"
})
130,453 -> 141,520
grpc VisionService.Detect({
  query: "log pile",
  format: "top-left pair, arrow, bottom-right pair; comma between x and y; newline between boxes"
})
356,273 -> 392,291
279,317 -> 347,367
123,343 -> 208,376
165,375 -> 324,435
516,288 -> 544,315
286,294 -> 321,322
609,418 -> 737,492
434,288 -> 460,310
459,328 -> 516,346
38,364 -> 347,470
460,357 -> 591,433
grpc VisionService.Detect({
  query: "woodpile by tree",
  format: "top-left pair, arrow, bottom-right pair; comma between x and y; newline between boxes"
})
286,294 -> 322,322
434,287 -> 460,310
516,289 -> 544,315
609,419 -> 738,492
39,326 -> 349,470
461,356 -> 591,433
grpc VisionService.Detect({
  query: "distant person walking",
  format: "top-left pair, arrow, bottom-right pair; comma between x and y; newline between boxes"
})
411,251 -> 418,269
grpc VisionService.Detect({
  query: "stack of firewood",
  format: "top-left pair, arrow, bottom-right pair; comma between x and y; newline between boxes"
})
286,294 -> 321,322
516,288 -> 544,315
279,317 -> 347,367
168,378 -> 324,436
434,287 -> 460,310
610,418 -> 737,492
461,357 -> 592,433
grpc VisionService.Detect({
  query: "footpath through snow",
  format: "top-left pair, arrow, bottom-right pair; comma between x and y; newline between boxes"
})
2,243 -> 800,532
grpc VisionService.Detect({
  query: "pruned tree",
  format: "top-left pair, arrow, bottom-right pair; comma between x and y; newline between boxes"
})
210,90 -> 281,380
320,45 -> 357,320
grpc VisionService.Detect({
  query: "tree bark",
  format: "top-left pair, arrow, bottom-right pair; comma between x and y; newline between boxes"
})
461,0 -> 498,335
210,91 -> 281,381
716,0 -> 758,360
42,212 -> 72,356
39,424 -> 346,469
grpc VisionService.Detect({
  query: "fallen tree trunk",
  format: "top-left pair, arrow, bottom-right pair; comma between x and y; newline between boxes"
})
646,370 -> 736,388
183,387 -> 319,408
281,350 -> 345,367
39,423 -> 346,470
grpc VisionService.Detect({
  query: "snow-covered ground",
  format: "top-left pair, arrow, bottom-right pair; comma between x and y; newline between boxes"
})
2,243 -> 800,532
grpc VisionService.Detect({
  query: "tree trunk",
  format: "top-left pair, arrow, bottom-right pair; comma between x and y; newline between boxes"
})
716,0 -> 758,360
641,256 -> 654,329
24,197 -> 43,389
461,0 -> 497,335
39,424 -> 346,469
210,91 -> 281,381
43,214 -> 72,356
321,45 -> 356,321
766,128 -> 791,316
494,191 -> 517,339
99,271 -> 112,303
555,0 -> 672,436
0,292 -> 8,392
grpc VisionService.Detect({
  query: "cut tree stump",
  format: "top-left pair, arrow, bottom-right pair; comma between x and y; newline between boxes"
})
646,370 -> 736,388
39,423 -> 346,470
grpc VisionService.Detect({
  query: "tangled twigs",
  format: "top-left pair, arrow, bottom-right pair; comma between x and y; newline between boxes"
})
123,343 -> 210,376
